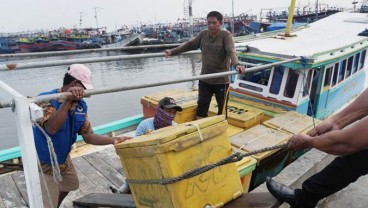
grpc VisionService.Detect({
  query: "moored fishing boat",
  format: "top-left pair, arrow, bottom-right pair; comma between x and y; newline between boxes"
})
1,9 -> 368,208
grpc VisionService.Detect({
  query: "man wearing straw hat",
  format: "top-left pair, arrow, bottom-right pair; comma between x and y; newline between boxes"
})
165,11 -> 246,120
33,64 -> 132,208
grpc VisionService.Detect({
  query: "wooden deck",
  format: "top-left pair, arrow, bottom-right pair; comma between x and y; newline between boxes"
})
0,145 -> 279,208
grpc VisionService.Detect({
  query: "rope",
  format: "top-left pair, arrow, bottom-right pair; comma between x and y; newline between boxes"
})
37,157 -> 56,208
186,123 -> 204,142
32,121 -> 62,183
126,142 -> 289,185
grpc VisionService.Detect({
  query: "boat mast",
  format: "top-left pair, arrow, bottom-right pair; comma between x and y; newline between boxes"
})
285,0 -> 297,37
231,0 -> 235,34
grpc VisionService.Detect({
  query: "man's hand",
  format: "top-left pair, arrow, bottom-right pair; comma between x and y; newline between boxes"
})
67,86 -> 85,101
164,49 -> 172,57
288,134 -> 312,150
308,120 -> 339,137
113,136 -> 133,145
235,64 -> 246,74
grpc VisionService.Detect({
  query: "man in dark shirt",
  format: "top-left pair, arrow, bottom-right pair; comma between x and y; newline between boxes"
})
165,11 -> 246,119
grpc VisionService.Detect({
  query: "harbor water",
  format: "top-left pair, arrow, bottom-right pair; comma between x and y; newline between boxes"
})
0,51 -> 202,150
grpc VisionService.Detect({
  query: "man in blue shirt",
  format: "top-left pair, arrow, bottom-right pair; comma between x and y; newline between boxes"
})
111,97 -> 182,194
135,97 -> 183,136
34,64 -> 132,207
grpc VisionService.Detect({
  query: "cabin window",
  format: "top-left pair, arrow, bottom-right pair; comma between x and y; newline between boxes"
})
346,56 -> 354,78
353,53 -> 360,74
360,50 -> 366,70
283,69 -> 299,98
239,67 -> 271,86
339,59 -> 346,83
324,66 -> 333,87
269,66 -> 285,95
303,70 -> 313,97
332,62 -> 339,87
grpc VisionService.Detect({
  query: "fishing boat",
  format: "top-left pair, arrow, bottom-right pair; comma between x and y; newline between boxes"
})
0,6 -> 368,208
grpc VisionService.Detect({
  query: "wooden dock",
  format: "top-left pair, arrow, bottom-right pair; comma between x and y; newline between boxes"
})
0,145 -> 279,208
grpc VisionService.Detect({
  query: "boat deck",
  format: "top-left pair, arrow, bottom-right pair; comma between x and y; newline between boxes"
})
1,146 -> 367,207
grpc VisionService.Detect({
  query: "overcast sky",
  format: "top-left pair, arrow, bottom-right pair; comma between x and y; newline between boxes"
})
0,0 -> 356,33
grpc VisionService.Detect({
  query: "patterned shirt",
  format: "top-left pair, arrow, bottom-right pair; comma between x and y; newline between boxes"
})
38,89 -> 93,135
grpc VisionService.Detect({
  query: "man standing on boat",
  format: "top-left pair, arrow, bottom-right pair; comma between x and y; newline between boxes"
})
164,11 -> 246,119
266,87 -> 368,208
33,64 -> 132,208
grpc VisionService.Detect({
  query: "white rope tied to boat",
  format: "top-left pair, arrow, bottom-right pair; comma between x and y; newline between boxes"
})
32,121 -> 62,183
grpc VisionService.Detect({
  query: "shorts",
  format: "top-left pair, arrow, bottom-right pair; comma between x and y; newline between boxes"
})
39,156 -> 79,207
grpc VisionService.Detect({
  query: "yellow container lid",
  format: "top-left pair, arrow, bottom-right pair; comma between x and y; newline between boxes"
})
141,89 -> 198,109
115,115 -> 227,154
231,125 -> 291,161
263,111 -> 321,134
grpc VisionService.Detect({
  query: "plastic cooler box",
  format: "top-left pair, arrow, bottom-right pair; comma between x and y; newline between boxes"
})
141,89 -> 198,123
231,124 -> 292,190
115,115 -> 243,208
208,99 -> 264,129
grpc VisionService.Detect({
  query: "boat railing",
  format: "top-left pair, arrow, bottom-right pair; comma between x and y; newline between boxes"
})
0,54 -> 301,207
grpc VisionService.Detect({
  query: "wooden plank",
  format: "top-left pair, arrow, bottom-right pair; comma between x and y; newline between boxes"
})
0,174 -> 27,208
95,147 -> 125,175
72,157 -> 112,193
60,188 -> 85,208
223,192 -> 280,208
83,153 -> 125,187
73,193 -> 136,208
74,166 -> 108,194
11,172 -> 29,206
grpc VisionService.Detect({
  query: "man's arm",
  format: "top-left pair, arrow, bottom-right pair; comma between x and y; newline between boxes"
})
82,133 -> 131,145
290,116 -> 368,155
308,88 -> 368,137
223,32 -> 246,73
165,32 -> 202,56
44,86 -> 85,134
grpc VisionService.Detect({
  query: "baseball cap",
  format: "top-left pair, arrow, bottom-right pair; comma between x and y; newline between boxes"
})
67,64 -> 93,90
158,97 -> 182,112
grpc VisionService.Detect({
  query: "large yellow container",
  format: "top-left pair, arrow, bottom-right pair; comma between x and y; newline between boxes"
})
140,89 -> 198,123
208,100 -> 264,129
235,156 -> 257,193
115,116 -> 243,208
263,111 -> 321,134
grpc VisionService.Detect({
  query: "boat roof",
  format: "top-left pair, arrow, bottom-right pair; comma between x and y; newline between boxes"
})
236,12 -> 368,58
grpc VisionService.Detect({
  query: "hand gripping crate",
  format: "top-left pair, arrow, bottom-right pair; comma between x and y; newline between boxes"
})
115,115 -> 243,208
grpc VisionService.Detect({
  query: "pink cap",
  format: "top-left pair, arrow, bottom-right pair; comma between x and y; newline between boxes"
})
68,64 -> 93,90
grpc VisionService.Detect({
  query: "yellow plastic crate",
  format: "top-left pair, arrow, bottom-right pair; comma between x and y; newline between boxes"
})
235,156 -> 257,193
263,111 -> 321,134
115,116 -> 243,208
141,89 -> 198,123
209,100 -> 264,129
231,125 -> 291,162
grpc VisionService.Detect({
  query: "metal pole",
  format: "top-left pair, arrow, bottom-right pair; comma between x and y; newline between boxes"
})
0,81 -> 43,207
94,7 -> 100,29
315,0 -> 319,21
231,0 -> 235,34
0,43 -> 182,58
0,50 -> 201,71
285,0 -> 297,37
0,57 -> 302,108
